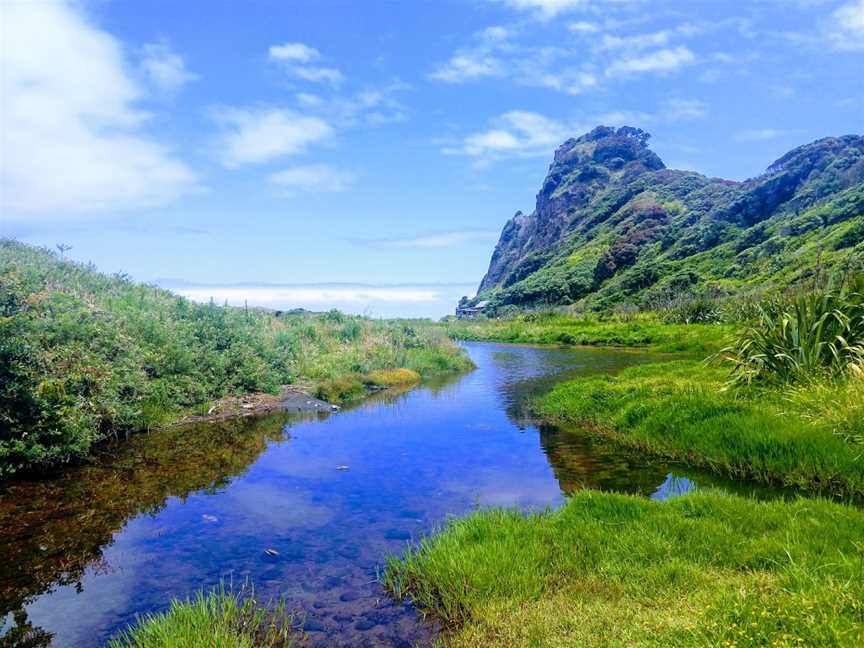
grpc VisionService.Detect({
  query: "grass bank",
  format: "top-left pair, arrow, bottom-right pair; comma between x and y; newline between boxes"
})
444,313 -> 732,354
0,240 -> 472,477
536,360 -> 864,496
108,585 -> 296,648
385,490 -> 864,647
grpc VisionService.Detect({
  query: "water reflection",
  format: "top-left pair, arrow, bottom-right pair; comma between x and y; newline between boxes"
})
0,342 -> 778,647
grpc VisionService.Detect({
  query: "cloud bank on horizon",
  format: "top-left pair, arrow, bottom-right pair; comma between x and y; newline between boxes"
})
1,0 -> 862,315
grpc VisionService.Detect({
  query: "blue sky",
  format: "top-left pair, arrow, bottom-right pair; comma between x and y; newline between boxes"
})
2,0 -> 862,317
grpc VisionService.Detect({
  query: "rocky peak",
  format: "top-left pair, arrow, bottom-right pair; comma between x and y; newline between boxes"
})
539,126 -> 665,201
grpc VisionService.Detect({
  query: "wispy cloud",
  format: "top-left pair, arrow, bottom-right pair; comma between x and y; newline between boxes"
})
140,42 -> 198,94
732,128 -> 790,142
442,110 -> 574,161
663,98 -> 709,120
295,83 -> 408,128
605,46 -> 696,77
431,16 -> 709,97
827,0 -> 864,50
268,164 -> 356,196
429,25 -> 598,95
268,42 -> 344,84
444,101 -> 708,164
364,230 -> 501,249
1,0 -> 198,219
488,0 -> 593,20
210,107 -> 333,167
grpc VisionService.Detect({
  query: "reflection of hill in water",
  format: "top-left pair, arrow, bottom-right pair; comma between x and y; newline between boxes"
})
538,424 -> 669,496
0,412 -> 306,628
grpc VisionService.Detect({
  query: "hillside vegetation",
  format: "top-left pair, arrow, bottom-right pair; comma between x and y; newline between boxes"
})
472,126 -> 864,314
0,240 -> 470,477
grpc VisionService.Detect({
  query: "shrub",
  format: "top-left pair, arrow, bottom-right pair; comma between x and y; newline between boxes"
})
0,240 -> 472,476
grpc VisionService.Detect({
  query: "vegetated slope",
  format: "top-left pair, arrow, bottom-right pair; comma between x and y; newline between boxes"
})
0,240 -> 469,476
474,126 -> 864,313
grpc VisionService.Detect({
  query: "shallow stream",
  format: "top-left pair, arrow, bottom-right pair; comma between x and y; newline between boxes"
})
0,342 -> 781,647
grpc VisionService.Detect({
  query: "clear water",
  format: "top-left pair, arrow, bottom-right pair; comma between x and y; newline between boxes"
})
0,342 -> 776,647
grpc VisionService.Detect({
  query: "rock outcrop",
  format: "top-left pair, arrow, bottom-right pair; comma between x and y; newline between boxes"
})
474,126 -> 864,311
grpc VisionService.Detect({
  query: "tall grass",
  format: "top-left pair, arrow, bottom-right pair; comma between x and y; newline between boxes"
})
384,491 -> 864,647
720,277 -> 864,385
107,583 -> 296,648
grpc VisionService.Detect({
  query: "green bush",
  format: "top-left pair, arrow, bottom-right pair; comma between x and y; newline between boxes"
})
0,240 -> 472,476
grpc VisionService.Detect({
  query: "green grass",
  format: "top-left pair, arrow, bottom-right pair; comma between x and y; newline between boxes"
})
444,313 -> 733,354
384,490 -> 864,647
0,240 -> 472,476
108,584 -> 296,648
536,360 -> 864,495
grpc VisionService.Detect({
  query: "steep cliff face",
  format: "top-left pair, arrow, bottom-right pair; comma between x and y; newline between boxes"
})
476,126 -> 864,311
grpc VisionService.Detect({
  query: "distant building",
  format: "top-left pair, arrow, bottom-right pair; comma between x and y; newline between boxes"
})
455,300 -> 489,319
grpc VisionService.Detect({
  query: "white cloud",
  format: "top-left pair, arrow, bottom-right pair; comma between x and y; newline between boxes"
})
444,110 -> 573,160
732,128 -> 789,142
268,41 -> 343,84
663,98 -> 708,120
267,164 -> 356,195
290,84 -> 407,128
430,54 -> 505,82
606,46 -> 696,76
0,0 -> 198,219
432,17 -> 702,96
368,230 -> 501,249
140,42 -> 198,94
211,107 -> 333,167
490,0 -> 587,19
429,26 -> 597,95
269,42 -> 320,63
443,101 -> 708,164
597,30 -> 670,51
290,66 -> 344,84
569,21 -> 600,33
827,0 -> 864,50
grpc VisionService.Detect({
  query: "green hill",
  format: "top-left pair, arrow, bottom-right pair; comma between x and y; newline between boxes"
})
0,240 -> 469,477
473,126 -> 864,313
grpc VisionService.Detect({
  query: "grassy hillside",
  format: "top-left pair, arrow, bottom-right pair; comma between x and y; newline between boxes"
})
0,240 -> 471,477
